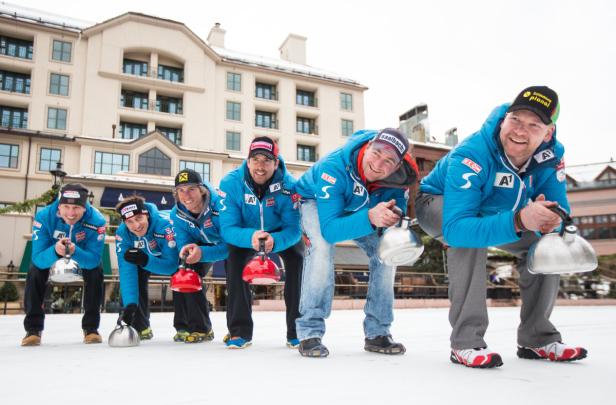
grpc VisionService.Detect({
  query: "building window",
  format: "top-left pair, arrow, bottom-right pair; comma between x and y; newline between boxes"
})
0,143 -> 19,169
227,72 -> 241,91
573,213 -> 616,240
94,151 -> 129,175
156,95 -> 183,114
47,107 -> 67,130
157,126 -> 182,145
0,70 -> 31,94
296,89 -> 317,107
121,90 -> 148,110
255,110 -> 277,129
256,82 -> 277,100
123,59 -> 148,76
138,148 -> 171,176
341,119 -> 354,137
297,117 -> 317,134
0,35 -> 33,60
52,40 -> 72,62
0,106 -> 28,129
297,144 -> 316,162
226,131 -> 241,151
39,147 -> 61,172
158,64 -> 183,83
180,160 -> 210,182
49,73 -> 69,96
119,121 -> 147,139
226,101 -> 241,121
340,92 -> 353,111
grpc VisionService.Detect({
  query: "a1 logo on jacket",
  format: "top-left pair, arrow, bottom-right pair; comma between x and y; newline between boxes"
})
494,172 -> 514,188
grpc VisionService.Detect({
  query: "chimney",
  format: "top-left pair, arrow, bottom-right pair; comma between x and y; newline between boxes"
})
279,33 -> 307,65
207,22 -> 226,48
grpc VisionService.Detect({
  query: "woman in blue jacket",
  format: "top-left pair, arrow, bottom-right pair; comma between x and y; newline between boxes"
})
115,196 -> 179,340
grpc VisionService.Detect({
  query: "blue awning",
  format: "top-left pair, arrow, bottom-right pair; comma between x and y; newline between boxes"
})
100,187 -> 175,210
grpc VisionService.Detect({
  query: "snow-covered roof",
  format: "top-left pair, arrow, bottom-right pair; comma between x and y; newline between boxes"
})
212,45 -> 364,87
409,138 -> 452,151
0,1 -> 94,32
68,173 -> 174,187
566,161 -> 616,183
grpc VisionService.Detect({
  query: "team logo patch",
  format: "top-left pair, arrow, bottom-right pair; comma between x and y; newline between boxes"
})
148,239 -> 158,250
115,235 -> 122,242
320,185 -> 333,199
251,141 -> 273,152
75,231 -> 86,242
165,233 -> 175,241
462,158 -> 482,173
269,183 -> 281,193
352,182 -> 365,196
164,227 -> 173,234
376,132 -> 406,155
321,173 -> 337,185
291,193 -> 301,203
245,194 -> 257,205
494,172 -> 514,188
178,173 -> 189,183
33,220 -> 42,228
120,204 -> 138,218
53,230 -> 66,240
62,190 -> 81,199
204,218 -> 213,228
266,197 -> 275,207
460,173 -> 476,189
534,149 -> 555,164
557,169 -> 566,182
97,234 -> 105,241
217,190 -> 226,198
168,240 -> 176,248
134,240 -> 145,249
97,226 -> 106,234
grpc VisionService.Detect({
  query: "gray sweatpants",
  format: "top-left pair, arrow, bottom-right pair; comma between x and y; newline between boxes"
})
415,192 -> 562,349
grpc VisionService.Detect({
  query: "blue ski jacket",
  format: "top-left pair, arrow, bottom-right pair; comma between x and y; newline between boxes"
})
170,181 -> 228,263
31,199 -> 106,270
295,130 -> 418,244
420,103 -> 569,248
115,203 -> 179,305
218,156 -> 301,252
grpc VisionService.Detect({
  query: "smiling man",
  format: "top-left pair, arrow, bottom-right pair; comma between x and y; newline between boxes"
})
294,128 -> 418,357
169,168 -> 228,343
22,183 -> 106,346
416,86 -> 587,368
114,196 -> 179,340
218,136 -> 304,349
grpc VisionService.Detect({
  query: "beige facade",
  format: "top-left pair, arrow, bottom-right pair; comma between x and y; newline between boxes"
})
0,5 -> 366,267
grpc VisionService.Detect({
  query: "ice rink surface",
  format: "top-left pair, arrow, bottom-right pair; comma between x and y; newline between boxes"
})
1,305 -> 613,404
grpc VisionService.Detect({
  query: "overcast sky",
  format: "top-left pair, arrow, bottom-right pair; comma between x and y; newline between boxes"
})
17,0 -> 616,166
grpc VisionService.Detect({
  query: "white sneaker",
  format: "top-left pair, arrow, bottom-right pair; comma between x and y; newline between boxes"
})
517,342 -> 587,362
450,347 -> 503,368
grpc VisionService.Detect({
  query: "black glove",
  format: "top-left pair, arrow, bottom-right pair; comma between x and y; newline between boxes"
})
119,303 -> 138,326
124,248 -> 148,267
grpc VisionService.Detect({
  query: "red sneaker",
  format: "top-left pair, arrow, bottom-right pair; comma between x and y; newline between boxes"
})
517,342 -> 587,362
450,347 -> 503,368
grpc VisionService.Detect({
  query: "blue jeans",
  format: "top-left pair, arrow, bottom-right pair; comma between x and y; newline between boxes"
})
296,200 -> 396,341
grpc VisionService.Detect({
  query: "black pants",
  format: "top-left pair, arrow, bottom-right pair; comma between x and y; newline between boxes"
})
127,266 -> 151,333
23,263 -> 103,333
173,262 -> 213,333
225,240 -> 304,340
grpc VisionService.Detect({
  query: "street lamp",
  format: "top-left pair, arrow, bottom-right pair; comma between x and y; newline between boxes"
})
49,161 -> 67,190
88,191 -> 95,205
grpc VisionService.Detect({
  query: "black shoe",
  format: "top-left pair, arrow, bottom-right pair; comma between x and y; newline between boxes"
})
299,338 -> 329,358
364,335 -> 406,355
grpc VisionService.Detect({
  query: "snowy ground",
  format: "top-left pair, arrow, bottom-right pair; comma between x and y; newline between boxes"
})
1,306 -> 613,405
